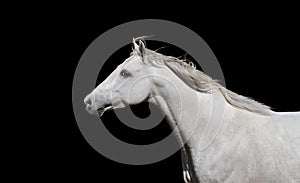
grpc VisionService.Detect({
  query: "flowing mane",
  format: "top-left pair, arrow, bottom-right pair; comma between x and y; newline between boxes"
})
132,39 -> 272,115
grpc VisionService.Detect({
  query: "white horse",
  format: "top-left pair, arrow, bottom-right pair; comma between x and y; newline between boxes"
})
84,38 -> 300,183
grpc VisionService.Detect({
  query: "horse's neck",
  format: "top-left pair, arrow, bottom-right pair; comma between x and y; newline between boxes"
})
149,74 -> 231,149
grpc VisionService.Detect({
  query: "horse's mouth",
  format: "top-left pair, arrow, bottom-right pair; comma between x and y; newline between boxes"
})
97,105 -> 114,117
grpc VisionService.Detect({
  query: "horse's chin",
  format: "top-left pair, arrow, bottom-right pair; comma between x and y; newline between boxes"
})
97,106 -> 113,117
96,108 -> 105,117
97,103 -> 126,117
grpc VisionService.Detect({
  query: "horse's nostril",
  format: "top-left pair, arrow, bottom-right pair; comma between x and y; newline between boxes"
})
85,98 -> 92,106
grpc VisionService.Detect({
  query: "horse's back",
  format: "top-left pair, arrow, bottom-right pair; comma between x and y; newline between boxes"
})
266,112 -> 300,182
272,112 -> 300,146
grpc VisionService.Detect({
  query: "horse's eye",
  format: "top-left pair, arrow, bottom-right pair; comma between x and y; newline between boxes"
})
120,69 -> 132,78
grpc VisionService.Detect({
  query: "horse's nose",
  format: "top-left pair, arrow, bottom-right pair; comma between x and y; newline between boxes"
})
84,96 -> 92,106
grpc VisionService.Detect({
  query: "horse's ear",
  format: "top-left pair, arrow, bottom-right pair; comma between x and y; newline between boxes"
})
138,40 -> 146,58
133,38 -> 139,51
132,37 -> 146,59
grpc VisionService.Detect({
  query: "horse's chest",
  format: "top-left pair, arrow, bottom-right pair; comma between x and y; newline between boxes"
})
190,132 -> 299,183
191,139 -> 250,182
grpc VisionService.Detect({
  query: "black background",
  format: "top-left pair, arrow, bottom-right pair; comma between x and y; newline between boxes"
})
15,9 -> 299,182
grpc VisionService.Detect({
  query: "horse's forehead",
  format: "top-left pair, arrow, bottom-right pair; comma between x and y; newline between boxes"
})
121,56 -> 143,69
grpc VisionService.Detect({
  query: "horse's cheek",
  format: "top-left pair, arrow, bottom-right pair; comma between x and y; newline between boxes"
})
129,83 -> 149,102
